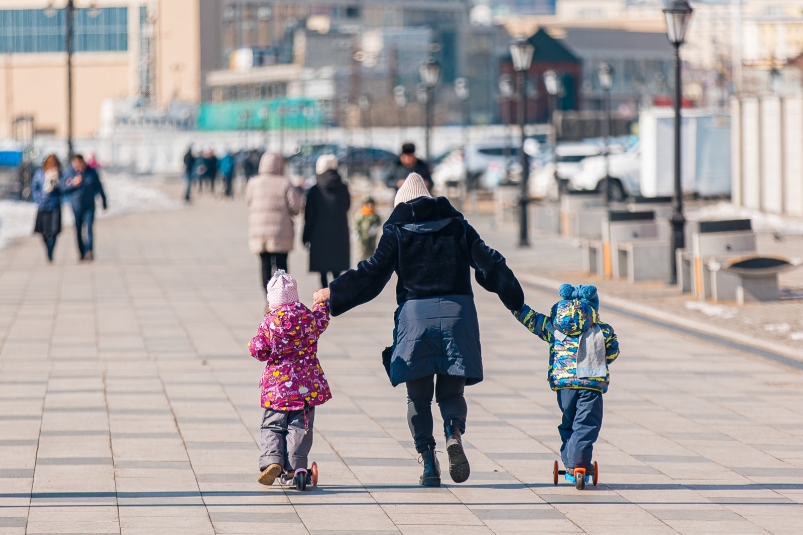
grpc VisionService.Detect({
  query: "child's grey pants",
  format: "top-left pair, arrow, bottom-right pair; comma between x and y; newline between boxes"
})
259,407 -> 315,472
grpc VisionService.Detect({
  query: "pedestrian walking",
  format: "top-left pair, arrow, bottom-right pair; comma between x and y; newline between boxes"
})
303,154 -> 351,289
183,146 -> 195,202
354,195 -> 381,260
62,154 -> 107,262
313,173 -> 524,487
220,150 -> 236,197
206,149 -> 218,193
246,152 -> 302,303
31,154 -> 63,263
513,284 -> 619,488
250,270 -> 332,487
385,143 -> 433,193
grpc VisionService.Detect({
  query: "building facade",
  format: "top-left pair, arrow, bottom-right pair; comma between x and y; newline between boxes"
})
0,0 -> 204,139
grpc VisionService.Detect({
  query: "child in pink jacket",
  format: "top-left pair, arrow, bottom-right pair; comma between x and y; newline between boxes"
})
249,270 -> 332,486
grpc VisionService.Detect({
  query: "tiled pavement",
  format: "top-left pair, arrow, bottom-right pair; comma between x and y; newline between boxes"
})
1,188 -> 803,534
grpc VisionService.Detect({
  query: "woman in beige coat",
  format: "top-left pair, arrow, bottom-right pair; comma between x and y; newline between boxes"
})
246,153 -> 303,293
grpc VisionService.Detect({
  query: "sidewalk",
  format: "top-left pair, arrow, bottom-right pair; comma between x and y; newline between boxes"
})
0,187 -> 802,534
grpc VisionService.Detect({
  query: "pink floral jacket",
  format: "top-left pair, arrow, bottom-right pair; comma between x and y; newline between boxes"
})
248,301 -> 332,411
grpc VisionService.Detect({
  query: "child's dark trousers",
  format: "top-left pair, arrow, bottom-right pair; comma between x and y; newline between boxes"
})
259,407 -> 315,472
556,389 -> 603,470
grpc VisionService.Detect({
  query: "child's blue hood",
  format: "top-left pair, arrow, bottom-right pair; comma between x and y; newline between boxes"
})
550,299 -> 597,337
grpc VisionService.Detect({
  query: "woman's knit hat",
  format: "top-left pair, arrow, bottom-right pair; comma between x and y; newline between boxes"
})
316,154 -> 339,175
394,173 -> 432,206
267,270 -> 299,308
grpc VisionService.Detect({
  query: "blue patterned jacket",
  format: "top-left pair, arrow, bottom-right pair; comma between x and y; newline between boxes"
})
513,299 -> 619,393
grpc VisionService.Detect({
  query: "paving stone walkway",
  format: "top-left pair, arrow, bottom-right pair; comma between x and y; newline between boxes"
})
1,187 -> 802,534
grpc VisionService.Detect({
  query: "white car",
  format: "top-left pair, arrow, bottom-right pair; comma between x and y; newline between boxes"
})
464,140 -> 519,189
529,142 -> 603,200
569,143 -> 641,201
432,149 -> 467,191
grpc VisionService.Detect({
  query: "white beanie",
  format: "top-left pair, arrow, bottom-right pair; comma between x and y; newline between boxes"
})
394,173 -> 432,206
316,154 -> 339,175
266,269 -> 300,308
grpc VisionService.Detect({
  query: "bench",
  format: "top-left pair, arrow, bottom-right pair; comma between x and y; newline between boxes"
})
706,255 -> 800,304
561,191 -> 605,238
617,240 -> 671,282
677,219 -> 756,299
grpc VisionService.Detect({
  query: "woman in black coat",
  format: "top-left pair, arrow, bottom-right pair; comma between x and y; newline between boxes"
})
303,155 -> 351,288
313,173 -> 524,488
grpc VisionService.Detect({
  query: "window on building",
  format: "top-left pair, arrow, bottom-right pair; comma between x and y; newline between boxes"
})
346,6 -> 361,19
0,7 -> 127,53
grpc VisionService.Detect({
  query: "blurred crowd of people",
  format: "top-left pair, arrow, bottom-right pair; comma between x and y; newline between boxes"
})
183,146 -> 264,202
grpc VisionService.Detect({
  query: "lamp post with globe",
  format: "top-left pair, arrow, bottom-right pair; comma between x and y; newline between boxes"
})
419,58 -> 441,160
663,0 -> 694,285
510,38 -> 535,247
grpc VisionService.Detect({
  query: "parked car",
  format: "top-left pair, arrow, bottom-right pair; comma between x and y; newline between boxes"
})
529,142 -> 603,200
432,148 -> 466,192
568,142 -> 641,200
338,147 -> 397,179
463,140 -> 519,189
287,144 -> 340,178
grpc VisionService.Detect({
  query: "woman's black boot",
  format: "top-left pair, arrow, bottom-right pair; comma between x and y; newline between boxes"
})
419,446 -> 441,487
445,422 -> 470,483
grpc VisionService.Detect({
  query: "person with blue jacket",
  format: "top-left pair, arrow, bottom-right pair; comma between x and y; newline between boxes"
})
32,154 -> 64,262
62,154 -> 107,261
513,284 -> 619,486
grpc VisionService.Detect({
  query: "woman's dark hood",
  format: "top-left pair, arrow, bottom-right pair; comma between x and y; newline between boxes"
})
386,196 -> 464,227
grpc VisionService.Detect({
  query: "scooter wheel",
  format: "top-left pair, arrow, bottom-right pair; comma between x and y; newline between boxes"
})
310,462 -> 318,486
553,460 -> 559,486
592,461 -> 599,486
294,470 -> 307,491
574,468 -> 586,490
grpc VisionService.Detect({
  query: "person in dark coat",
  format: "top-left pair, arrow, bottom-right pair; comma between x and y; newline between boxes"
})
312,173 -> 524,488
183,146 -> 195,202
62,154 -> 107,262
206,149 -> 218,193
32,154 -> 63,262
385,142 -> 433,193
303,154 -> 351,289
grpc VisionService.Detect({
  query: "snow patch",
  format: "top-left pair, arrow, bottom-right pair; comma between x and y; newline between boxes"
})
789,332 -> 803,341
0,173 -> 180,251
684,300 -> 738,319
764,323 -> 791,334
0,201 -> 37,250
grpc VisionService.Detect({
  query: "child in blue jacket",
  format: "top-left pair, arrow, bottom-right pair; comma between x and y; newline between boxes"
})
513,284 -> 619,481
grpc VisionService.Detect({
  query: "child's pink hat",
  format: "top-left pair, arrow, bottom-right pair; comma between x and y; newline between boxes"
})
267,270 -> 299,308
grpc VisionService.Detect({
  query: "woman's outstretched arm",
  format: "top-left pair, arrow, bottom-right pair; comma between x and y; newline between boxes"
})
326,226 -> 398,316
465,222 -> 525,311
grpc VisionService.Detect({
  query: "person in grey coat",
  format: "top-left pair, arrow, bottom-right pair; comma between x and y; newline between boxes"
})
313,173 -> 524,488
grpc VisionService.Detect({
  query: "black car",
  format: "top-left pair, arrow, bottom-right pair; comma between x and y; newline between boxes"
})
338,147 -> 397,179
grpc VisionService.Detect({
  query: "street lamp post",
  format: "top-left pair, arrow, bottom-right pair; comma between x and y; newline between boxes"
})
543,70 -> 562,198
510,38 -> 535,248
419,58 -> 441,161
663,0 -> 694,285
394,85 -> 407,145
598,63 -> 613,206
46,1 -> 76,157
498,74 -> 513,179
454,77 -> 469,150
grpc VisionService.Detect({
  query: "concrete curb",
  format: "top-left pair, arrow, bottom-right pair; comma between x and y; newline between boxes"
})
519,272 -> 803,370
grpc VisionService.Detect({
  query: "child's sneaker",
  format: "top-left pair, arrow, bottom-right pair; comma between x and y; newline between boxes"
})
257,463 -> 283,486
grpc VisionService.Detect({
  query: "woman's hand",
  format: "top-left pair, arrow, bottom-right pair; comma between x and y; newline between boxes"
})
313,288 -> 330,305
